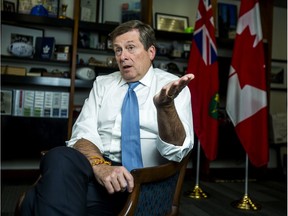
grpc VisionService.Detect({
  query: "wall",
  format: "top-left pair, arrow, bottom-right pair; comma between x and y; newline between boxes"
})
270,6 -> 287,115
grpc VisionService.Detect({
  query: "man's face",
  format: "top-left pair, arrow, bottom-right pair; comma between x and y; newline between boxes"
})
113,29 -> 156,82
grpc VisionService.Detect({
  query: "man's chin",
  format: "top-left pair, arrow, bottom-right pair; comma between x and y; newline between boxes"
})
121,71 -> 138,82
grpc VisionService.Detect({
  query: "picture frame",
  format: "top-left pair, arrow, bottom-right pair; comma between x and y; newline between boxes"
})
1,24 -> 44,56
2,0 -> 17,12
18,0 -> 35,14
270,59 -> 287,90
0,90 -> 13,115
80,0 -> 98,23
155,13 -> 189,33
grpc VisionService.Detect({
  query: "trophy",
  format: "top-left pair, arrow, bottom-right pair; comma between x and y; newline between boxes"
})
59,4 -> 68,19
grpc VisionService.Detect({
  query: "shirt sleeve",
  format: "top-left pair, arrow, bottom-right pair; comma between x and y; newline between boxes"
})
66,80 -> 105,153
156,86 -> 194,162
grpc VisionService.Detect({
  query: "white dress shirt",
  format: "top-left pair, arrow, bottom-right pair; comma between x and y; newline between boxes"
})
66,66 -> 194,167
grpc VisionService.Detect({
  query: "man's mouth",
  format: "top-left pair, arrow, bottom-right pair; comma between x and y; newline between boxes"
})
122,65 -> 132,70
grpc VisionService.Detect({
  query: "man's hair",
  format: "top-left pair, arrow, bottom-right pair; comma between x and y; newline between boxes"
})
109,20 -> 156,51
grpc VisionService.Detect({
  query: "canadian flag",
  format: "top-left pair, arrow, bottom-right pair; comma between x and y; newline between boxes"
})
226,0 -> 269,167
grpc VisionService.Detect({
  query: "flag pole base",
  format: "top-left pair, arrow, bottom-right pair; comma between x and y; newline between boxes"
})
185,185 -> 208,199
231,194 -> 261,211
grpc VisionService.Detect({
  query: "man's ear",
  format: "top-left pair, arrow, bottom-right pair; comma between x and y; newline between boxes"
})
148,45 -> 156,60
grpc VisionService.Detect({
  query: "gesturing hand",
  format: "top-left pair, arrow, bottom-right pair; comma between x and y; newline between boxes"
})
153,74 -> 194,107
92,165 -> 134,194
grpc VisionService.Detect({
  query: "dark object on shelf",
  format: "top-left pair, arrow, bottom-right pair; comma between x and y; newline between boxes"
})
35,37 -> 55,59
27,68 -> 47,76
217,3 -> 237,39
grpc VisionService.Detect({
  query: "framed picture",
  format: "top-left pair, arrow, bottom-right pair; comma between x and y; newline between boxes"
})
0,90 -> 13,115
1,24 -> 44,56
18,0 -> 35,14
2,0 -> 17,12
270,59 -> 287,90
80,0 -> 98,22
155,13 -> 189,33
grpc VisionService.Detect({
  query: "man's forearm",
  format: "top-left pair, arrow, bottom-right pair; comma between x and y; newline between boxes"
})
73,138 -> 103,160
156,103 -> 186,146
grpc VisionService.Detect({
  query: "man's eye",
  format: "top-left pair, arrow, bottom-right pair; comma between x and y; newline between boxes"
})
127,46 -> 135,52
115,48 -> 122,55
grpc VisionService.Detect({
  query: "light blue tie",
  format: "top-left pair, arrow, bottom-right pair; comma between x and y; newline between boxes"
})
121,81 -> 143,171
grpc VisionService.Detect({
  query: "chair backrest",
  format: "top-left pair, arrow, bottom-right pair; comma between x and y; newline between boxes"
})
118,151 -> 191,216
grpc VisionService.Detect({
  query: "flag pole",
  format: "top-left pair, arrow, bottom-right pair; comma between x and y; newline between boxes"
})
231,154 -> 261,210
185,140 -> 208,199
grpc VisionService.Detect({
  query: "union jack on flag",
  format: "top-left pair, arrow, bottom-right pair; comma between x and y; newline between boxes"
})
186,0 -> 219,161
193,0 -> 217,66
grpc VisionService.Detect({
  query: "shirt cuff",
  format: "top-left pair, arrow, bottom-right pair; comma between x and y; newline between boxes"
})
156,135 -> 193,162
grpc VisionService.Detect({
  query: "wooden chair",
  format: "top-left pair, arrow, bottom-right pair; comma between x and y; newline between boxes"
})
14,151 -> 191,216
119,151 -> 191,216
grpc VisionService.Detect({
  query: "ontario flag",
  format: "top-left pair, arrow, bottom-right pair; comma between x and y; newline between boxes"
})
187,0 -> 219,161
226,0 -> 269,167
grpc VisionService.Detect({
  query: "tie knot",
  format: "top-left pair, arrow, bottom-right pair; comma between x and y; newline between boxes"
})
128,81 -> 140,90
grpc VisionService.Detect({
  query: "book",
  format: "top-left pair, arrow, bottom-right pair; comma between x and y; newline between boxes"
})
44,91 -> 53,117
33,91 -> 45,117
1,90 -> 13,115
23,90 -> 35,117
60,92 -> 69,118
13,89 -> 24,116
1,66 -> 26,76
52,92 -> 61,117
35,37 -> 55,60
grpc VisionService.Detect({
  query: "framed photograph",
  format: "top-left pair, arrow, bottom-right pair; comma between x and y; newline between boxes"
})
80,0 -> 98,22
1,90 -> 13,115
18,0 -> 34,14
270,60 -> 287,90
1,24 -> 44,56
155,13 -> 189,33
2,0 -> 17,12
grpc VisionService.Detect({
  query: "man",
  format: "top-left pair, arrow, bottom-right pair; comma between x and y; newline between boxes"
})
21,20 -> 194,216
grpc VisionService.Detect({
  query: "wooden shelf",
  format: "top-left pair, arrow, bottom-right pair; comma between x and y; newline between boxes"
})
155,30 -> 193,41
1,75 -> 93,89
78,22 -> 118,33
1,55 -> 70,67
77,48 -> 114,55
1,11 -> 74,28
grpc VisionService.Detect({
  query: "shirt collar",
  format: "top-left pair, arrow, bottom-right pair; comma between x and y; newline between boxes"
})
140,66 -> 154,88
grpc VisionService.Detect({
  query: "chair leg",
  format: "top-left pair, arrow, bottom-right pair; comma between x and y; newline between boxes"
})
14,192 -> 26,216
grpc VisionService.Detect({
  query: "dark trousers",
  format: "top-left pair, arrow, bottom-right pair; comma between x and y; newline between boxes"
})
21,146 -> 128,216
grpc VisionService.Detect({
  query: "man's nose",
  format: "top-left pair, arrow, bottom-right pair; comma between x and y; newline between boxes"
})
119,50 -> 129,61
